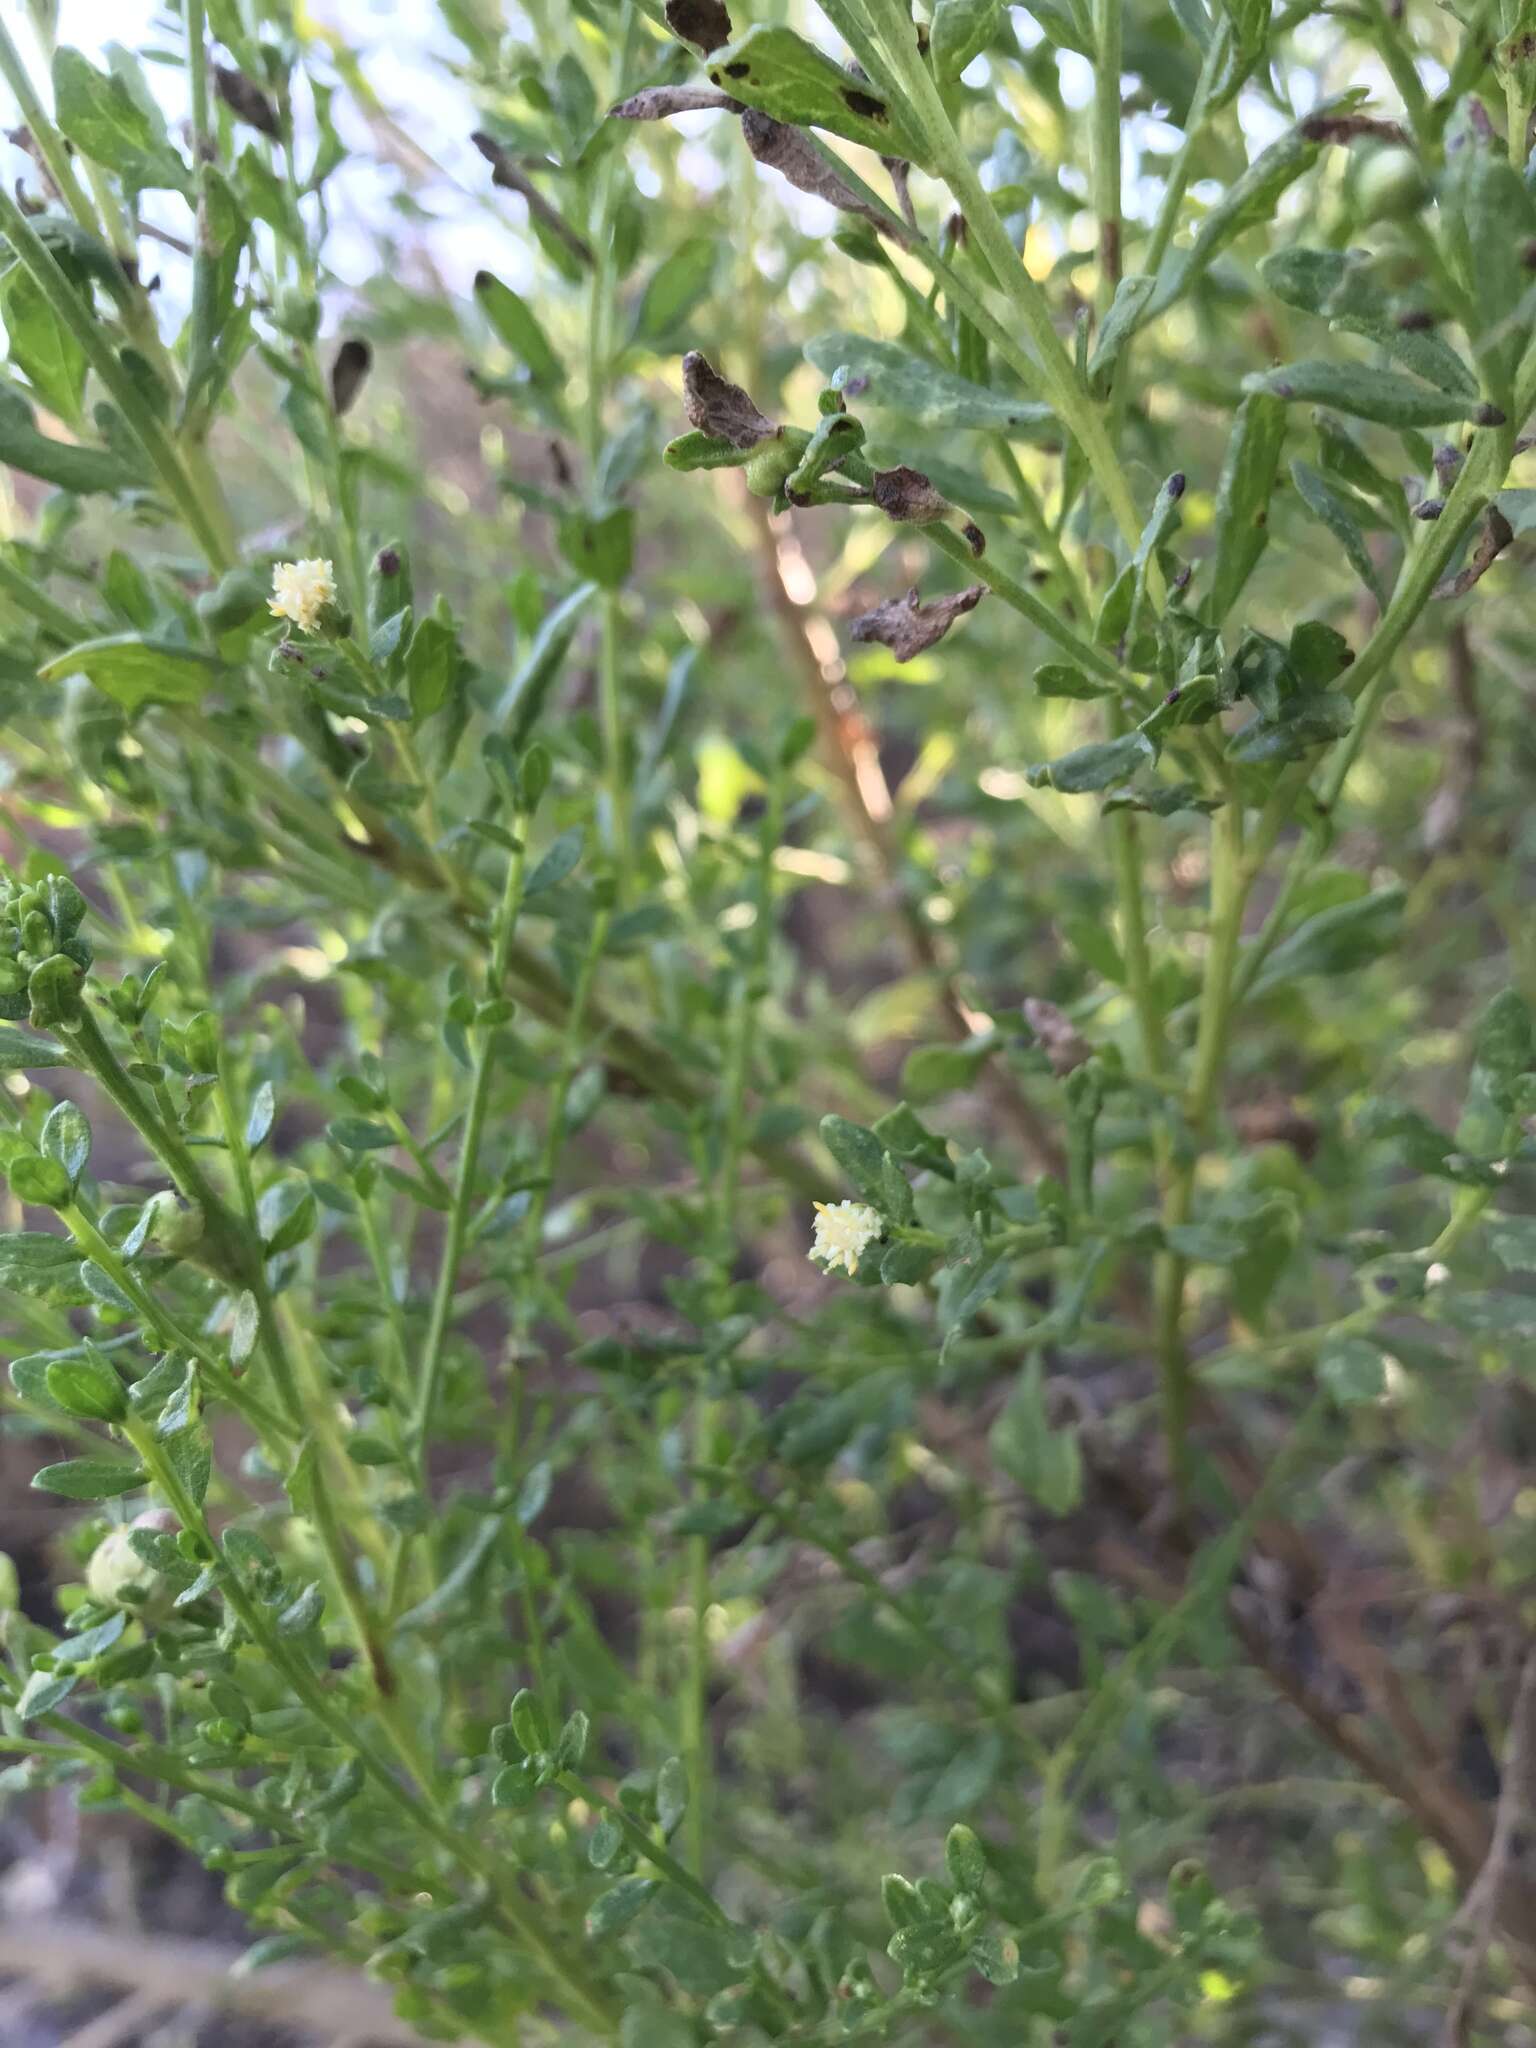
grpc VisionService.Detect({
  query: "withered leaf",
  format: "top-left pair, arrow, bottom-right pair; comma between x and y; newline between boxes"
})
471,133 -> 595,270
1022,998 -> 1092,1078
739,110 -> 912,246
849,583 -> 985,662
666,0 -> 733,51
610,86 -> 738,121
1299,113 -> 1412,147
331,338 -> 372,417
214,64 -> 281,138
1433,505 -> 1514,600
681,351 -> 778,448
872,465 -> 952,525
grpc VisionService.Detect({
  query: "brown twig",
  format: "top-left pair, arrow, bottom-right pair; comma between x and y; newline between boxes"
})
1446,1646 -> 1536,2043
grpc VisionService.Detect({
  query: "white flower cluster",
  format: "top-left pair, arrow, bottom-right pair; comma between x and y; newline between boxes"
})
809,1199 -> 882,1277
269,557 -> 336,634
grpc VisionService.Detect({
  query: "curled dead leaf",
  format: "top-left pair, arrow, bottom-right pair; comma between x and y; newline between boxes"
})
872,465 -> 952,525
1433,505 -> 1514,600
1022,998 -> 1092,1078
681,352 -> 779,448
610,86 -> 738,120
666,0 -> 733,51
214,64 -> 281,138
849,584 -> 985,662
739,110 -> 912,246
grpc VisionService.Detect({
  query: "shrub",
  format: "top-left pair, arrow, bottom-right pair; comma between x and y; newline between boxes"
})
2,0 -> 1536,2041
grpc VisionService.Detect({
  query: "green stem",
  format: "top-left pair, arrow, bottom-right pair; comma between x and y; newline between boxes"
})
861,0 -> 1144,551
926,522 -> 1128,685
407,822 -> 530,1461
123,1420 -> 617,2036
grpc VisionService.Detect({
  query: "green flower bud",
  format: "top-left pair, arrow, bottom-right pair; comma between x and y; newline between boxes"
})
148,1194 -> 205,1254
0,1550 -> 18,1612
86,1526 -> 158,1610
26,952 -> 85,1032
1354,146 -> 1430,224
744,429 -> 809,499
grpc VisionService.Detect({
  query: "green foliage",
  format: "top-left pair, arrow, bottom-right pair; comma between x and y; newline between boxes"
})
1,0 -> 1535,2043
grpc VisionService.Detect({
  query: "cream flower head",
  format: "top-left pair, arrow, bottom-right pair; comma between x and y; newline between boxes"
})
269,558 -> 336,634
809,1200 -> 882,1278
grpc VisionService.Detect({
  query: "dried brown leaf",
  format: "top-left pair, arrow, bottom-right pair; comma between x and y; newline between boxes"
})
471,133 -> 595,269
681,352 -> 779,448
739,110 -> 912,246
1022,998 -> 1092,1078
214,64 -> 281,138
330,338 -> 372,418
849,583 -> 984,662
610,86 -> 738,120
666,0 -> 733,51
1433,504 -> 1514,600
871,465 -> 952,525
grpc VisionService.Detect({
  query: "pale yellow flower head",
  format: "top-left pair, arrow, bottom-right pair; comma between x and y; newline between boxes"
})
809,1199 -> 882,1278
269,557 -> 336,634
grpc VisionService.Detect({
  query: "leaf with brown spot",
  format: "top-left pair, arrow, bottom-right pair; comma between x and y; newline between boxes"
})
681,352 -> 778,448
610,86 -> 738,120
666,0 -> 733,51
871,465 -> 951,524
330,338 -> 371,417
738,111 -> 913,245
849,584 -> 984,662
1433,505 -> 1514,599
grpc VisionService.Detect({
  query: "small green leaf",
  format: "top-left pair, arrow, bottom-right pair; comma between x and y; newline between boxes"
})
805,332 -> 1055,437
1318,1336 -> 1387,1404
6,1155 -> 73,1209
510,1687 -> 550,1755
525,827 -> 584,896
1243,359 -> 1490,428
38,635 -> 224,711
32,1456 -> 147,1500
16,1667 -> 78,1720
656,1755 -> 689,1835
556,507 -> 634,590
276,1581 -> 325,1633
406,615 -> 457,721
0,1233 -> 92,1303
1208,393 -> 1286,621
1,266 -> 87,425
1027,731 -> 1154,795
819,1113 -> 886,1202
1290,459 -> 1382,601
475,270 -> 563,389
45,1350 -> 126,1422
945,1822 -> 988,1892
633,237 -> 717,345
0,1030 -> 72,1074
990,1359 -> 1082,1514
40,1102 -> 91,1192
0,387 -> 145,494
52,47 -> 187,190
586,1876 -> 658,1939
